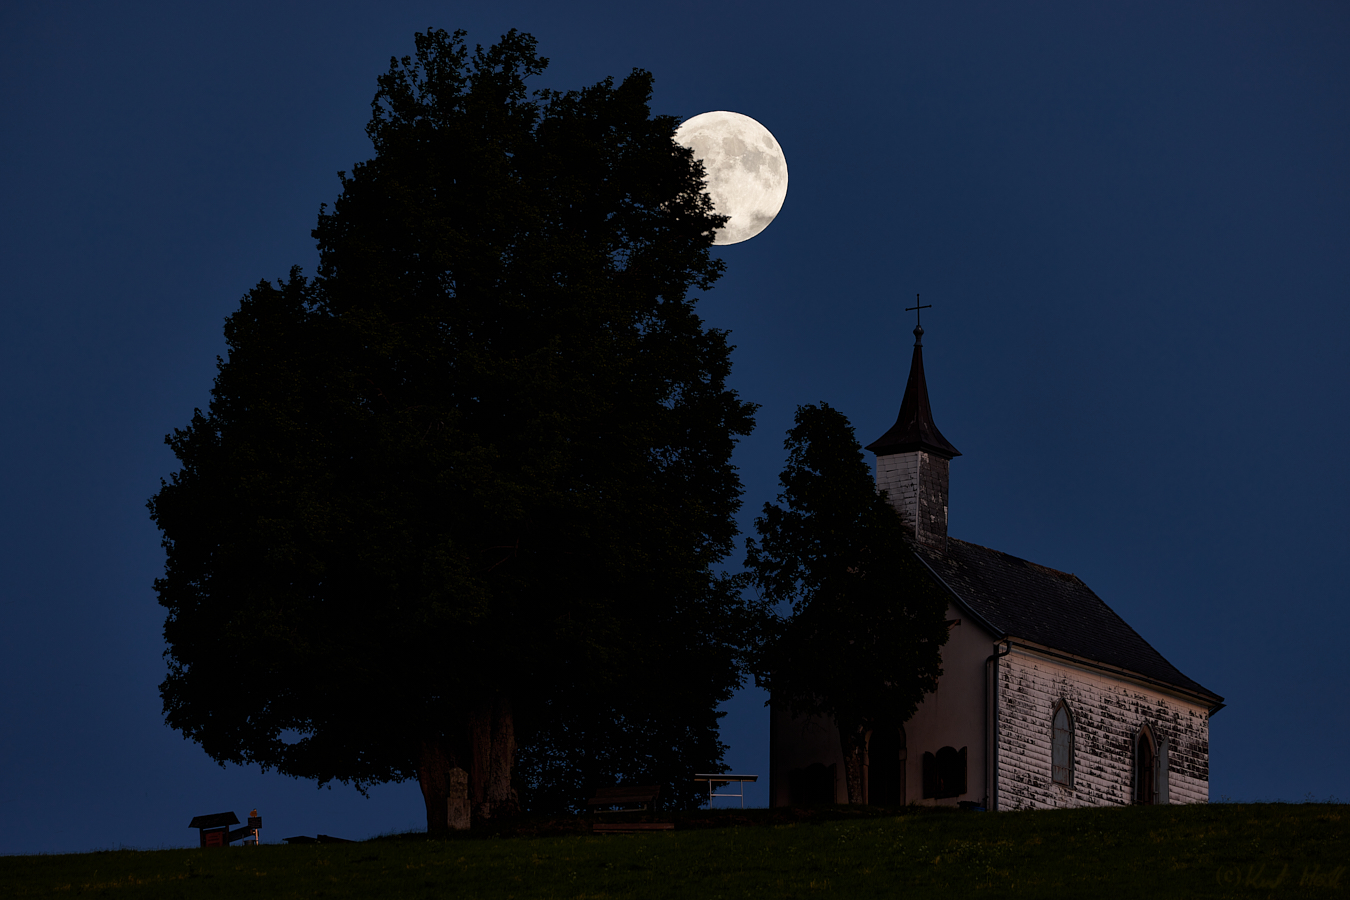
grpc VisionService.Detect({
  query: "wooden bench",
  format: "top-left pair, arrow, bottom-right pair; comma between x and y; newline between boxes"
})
587,784 -> 673,833
593,821 -> 675,834
587,784 -> 661,813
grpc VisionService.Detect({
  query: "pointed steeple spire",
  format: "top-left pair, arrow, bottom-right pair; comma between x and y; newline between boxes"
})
868,304 -> 960,551
865,322 -> 961,460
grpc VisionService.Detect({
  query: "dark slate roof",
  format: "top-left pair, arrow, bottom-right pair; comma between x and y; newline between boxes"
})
865,330 -> 961,459
912,537 -> 1221,704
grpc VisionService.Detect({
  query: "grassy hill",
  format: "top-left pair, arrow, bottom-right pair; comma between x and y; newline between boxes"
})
3,803 -> 1346,898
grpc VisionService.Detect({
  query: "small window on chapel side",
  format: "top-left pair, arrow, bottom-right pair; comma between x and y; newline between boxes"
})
1052,701 -> 1073,788
922,746 -> 967,799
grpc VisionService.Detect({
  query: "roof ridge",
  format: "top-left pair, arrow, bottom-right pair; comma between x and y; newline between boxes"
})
946,536 -> 1082,584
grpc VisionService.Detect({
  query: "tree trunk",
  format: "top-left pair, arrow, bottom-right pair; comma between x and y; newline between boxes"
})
838,722 -> 867,805
469,696 -> 519,820
417,738 -> 455,835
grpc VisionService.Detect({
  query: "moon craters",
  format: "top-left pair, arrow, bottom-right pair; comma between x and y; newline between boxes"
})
674,111 -> 788,245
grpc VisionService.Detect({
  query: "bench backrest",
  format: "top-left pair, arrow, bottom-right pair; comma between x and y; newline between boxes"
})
588,784 -> 660,805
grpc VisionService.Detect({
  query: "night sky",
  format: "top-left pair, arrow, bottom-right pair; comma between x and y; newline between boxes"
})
3,2 -> 1347,855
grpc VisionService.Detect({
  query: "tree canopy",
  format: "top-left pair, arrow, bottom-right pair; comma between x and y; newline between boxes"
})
745,403 -> 949,804
149,28 -> 759,829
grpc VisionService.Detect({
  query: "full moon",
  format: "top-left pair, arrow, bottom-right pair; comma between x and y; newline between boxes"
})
674,111 -> 788,245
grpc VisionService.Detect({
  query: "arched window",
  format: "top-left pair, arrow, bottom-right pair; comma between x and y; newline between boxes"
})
1051,700 -> 1074,788
922,746 -> 967,799
1134,725 -> 1156,805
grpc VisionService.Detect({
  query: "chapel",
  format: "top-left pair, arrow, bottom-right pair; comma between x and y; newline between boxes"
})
768,323 -> 1224,810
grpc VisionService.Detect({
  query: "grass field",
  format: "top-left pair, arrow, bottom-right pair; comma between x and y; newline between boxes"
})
3,803 -> 1347,898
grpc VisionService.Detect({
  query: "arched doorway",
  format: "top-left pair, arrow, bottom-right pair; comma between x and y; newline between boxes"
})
867,726 -> 906,806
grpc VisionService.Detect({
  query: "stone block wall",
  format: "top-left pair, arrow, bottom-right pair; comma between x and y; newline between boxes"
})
996,650 -> 1211,809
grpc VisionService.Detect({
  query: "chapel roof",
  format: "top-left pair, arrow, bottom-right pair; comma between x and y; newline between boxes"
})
911,537 -> 1222,705
865,326 -> 962,460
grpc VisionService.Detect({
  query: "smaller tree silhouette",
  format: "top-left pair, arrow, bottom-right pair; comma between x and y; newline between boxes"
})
745,403 -> 949,804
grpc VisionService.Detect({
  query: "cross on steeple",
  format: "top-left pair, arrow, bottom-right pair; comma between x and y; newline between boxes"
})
906,294 -> 931,345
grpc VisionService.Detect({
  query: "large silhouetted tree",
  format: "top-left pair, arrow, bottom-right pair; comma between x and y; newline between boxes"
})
149,28 -> 758,831
745,403 -> 949,804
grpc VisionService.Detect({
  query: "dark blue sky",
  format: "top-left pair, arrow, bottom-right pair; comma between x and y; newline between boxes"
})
2,1 -> 1346,854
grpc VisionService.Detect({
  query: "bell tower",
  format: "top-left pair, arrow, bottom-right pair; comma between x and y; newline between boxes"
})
865,311 -> 960,551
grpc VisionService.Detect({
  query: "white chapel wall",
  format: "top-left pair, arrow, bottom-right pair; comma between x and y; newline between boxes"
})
769,602 -> 994,807
996,649 -> 1211,810
901,603 -> 993,806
